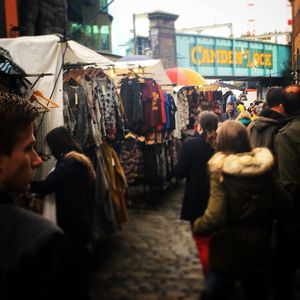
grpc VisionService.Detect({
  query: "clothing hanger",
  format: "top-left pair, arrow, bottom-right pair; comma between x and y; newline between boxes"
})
125,131 -> 137,140
29,94 -> 50,111
32,90 -> 60,108
63,69 -> 78,85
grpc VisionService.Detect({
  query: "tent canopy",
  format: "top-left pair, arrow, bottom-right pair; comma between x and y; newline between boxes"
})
0,34 -> 114,125
107,58 -> 173,89
0,35 -> 114,178
65,40 -> 113,67
0,35 -> 113,77
117,55 -> 152,62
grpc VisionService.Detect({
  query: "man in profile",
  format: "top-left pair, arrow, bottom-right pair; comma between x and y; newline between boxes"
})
0,92 -> 89,299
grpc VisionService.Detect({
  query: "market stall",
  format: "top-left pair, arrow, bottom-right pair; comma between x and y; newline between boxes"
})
0,34 -> 113,174
0,35 -> 127,242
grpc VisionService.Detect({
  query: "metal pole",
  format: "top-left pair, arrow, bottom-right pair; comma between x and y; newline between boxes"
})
133,13 -> 137,55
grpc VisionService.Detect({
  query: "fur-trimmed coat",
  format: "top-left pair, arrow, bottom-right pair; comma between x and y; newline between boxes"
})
193,148 -> 292,272
30,151 -> 95,253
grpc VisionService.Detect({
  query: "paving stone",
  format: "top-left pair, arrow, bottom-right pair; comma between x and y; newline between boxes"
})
89,181 -> 205,300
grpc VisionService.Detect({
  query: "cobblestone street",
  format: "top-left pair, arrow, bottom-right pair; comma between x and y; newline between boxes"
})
89,181 -> 206,300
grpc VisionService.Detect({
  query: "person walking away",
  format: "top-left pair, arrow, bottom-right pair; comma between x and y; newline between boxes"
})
30,126 -> 96,268
219,102 -> 238,122
0,92 -> 89,300
274,84 -> 300,300
193,120 -> 292,300
248,86 -> 286,299
175,111 -> 219,277
248,86 -> 285,154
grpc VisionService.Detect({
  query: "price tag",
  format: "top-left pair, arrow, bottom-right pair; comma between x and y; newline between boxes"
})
74,93 -> 78,105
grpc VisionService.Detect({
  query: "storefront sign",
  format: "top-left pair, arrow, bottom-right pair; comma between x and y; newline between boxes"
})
190,46 -> 272,68
176,34 -> 291,78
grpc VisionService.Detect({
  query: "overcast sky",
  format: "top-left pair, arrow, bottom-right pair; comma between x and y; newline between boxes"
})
109,0 -> 291,55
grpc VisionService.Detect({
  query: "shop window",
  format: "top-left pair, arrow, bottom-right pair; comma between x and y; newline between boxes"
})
84,25 -> 92,36
99,0 -> 108,13
69,22 -> 82,40
100,25 -> 110,49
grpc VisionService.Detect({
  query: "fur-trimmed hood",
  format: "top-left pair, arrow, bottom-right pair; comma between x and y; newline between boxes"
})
65,151 -> 96,180
208,147 -> 274,176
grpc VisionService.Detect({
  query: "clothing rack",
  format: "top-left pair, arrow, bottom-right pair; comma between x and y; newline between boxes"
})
26,73 -> 54,90
63,63 -> 96,70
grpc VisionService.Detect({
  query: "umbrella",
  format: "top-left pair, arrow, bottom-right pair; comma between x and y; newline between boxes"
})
166,67 -> 206,86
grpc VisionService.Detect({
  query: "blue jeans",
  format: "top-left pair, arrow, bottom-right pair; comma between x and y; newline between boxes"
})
206,269 -> 270,300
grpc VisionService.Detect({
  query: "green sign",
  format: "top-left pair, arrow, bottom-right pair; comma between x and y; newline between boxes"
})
176,33 -> 291,78
190,45 -> 273,69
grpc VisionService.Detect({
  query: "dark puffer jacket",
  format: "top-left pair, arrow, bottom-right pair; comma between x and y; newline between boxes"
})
193,148 -> 292,272
276,112 -> 300,242
0,191 -> 88,300
248,109 -> 285,153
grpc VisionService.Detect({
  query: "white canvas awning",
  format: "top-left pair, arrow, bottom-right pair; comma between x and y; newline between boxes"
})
106,59 -> 173,90
0,34 -> 114,127
0,34 -> 114,178
64,40 -> 113,67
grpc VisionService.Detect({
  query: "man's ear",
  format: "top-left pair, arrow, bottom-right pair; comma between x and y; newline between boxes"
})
197,123 -> 202,133
0,154 -> 4,177
278,103 -> 286,114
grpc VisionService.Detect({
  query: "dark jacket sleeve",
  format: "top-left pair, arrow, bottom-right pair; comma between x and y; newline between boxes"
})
30,158 -> 79,196
272,178 -> 294,214
30,232 -> 89,300
174,139 -> 192,179
276,130 -> 300,201
0,206 -> 89,300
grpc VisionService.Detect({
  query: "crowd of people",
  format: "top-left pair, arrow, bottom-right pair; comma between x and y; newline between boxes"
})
0,83 -> 299,299
176,84 -> 300,300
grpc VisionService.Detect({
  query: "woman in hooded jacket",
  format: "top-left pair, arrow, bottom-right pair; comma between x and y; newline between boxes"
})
30,126 -> 96,261
193,120 -> 292,300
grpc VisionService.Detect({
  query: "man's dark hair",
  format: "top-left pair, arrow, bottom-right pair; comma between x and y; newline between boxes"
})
282,84 -> 300,115
46,126 -> 82,160
265,86 -> 283,108
0,92 -> 39,155
197,111 -> 219,131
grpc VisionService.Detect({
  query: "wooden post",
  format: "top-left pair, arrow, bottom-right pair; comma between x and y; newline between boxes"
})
5,0 -> 19,37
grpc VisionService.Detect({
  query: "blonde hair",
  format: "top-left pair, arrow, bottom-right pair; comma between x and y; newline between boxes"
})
236,110 -> 251,121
